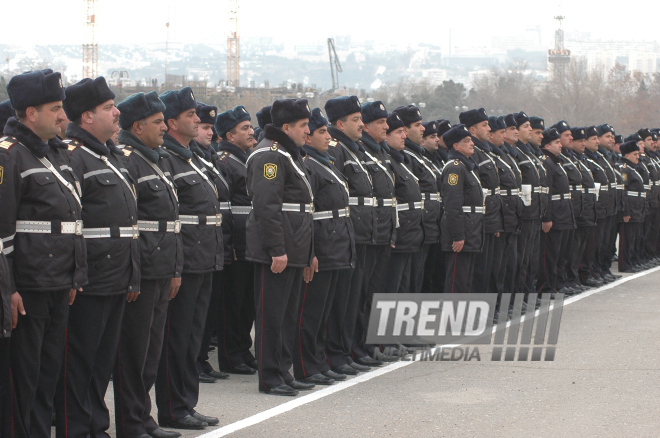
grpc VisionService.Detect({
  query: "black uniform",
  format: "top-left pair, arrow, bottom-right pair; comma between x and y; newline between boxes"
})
326,127 -> 374,370
0,119 -> 86,438
246,125 -> 314,392
215,140 -> 257,372
470,138 -> 503,294
644,151 -> 660,259
112,130 -> 183,438
556,150 -> 581,290
293,145 -> 355,379
593,148 -> 620,278
619,160 -> 647,272
0,247 -> 9,438
156,133 -> 223,422
581,150 -> 611,282
441,150 -> 485,294
353,133 -> 396,359
537,150 -> 575,293
421,147 -> 447,294
55,123 -> 139,438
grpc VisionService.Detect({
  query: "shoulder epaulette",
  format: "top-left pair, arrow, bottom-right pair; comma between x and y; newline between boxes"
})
453,159 -> 460,165
0,136 -> 19,151
121,147 -> 132,157
63,138 -> 82,152
329,139 -> 338,147
622,163 -> 627,168
270,141 -> 280,151
218,151 -> 230,162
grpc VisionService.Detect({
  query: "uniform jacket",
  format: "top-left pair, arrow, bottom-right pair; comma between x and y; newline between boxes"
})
574,153 -> 597,227
161,133 -> 224,273
404,139 -> 441,244
67,123 -> 139,295
584,150 -> 610,219
423,147 -> 446,225
620,159 -> 646,223
245,125 -> 314,267
440,149 -> 485,253
645,151 -> 660,209
0,253 -> 10,338
594,148 -> 619,217
385,145 -> 423,253
559,149 -> 585,222
637,154 -> 652,213
515,141 -> 548,220
119,129 -> 183,280
303,145 -> 355,271
471,138 -> 503,234
0,118 -> 87,305
216,140 -> 251,260
327,127 -> 374,245
541,149 -> 576,231
490,143 -> 522,233
358,133 -> 397,246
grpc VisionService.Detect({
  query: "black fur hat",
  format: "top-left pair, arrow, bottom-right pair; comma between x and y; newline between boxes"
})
117,91 -> 166,130
7,69 -> 66,111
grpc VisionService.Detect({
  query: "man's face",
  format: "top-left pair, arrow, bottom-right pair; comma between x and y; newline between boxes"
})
421,133 -> 439,152
503,126 -> 518,145
283,119 -> 310,147
306,126 -> 331,153
489,129 -> 505,147
86,99 -> 120,142
134,112 -> 167,149
570,138 -> 586,154
643,136 -> 653,151
169,108 -> 200,140
195,123 -> 214,148
530,129 -> 543,147
626,150 -> 640,164
227,120 -> 254,151
32,101 -> 66,141
517,122 -> 532,143
405,120 -> 425,144
338,112 -> 363,141
599,132 -> 615,150
470,120 -> 490,142
585,135 -> 599,152
559,130 -> 573,148
544,139 -> 562,156
386,127 -> 407,151
455,136 -> 475,157
363,118 -> 388,143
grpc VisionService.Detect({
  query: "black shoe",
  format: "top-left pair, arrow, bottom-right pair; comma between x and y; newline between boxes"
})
323,370 -> 347,381
206,369 -> 229,379
159,415 -> 207,430
289,380 -> 315,390
611,273 -> 622,279
198,373 -> 216,383
262,384 -> 298,396
208,346 -> 216,352
224,363 -> 257,375
348,361 -> 371,372
377,353 -> 401,362
354,356 -> 384,367
149,428 -> 181,438
302,373 -> 335,385
582,278 -> 602,287
191,410 -> 219,426
332,364 -> 358,375
246,359 -> 258,370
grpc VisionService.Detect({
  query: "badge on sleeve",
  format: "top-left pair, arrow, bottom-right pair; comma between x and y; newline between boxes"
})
264,163 -> 277,180
448,173 -> 458,185
622,173 -> 627,181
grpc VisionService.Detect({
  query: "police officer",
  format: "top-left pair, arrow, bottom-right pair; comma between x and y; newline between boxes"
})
155,87 -> 222,429
436,119 -> 452,164
112,91 -> 183,438
254,105 -> 272,143
215,106 -> 259,375
246,98 -> 315,396
637,128 -> 659,266
618,141 -> 646,272
644,130 -> 660,262
293,107 -> 355,385
0,230 -> 9,438
325,96 -> 374,374
54,76 -> 138,438
440,125 -> 485,294
458,108 -> 502,294
1,70 -> 86,437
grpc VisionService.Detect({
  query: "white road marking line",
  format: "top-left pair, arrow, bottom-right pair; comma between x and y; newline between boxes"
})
199,266 -> 660,437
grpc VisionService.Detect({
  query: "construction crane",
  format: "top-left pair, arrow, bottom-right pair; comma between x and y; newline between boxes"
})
227,0 -> 240,88
327,38 -> 342,91
82,0 -> 99,79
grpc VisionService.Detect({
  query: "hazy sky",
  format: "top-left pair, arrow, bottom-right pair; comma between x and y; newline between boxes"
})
4,1 -> 660,48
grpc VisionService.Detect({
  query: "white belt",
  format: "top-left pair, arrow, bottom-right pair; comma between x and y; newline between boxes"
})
599,186 -> 609,191
585,188 -> 598,194
610,182 -> 617,189
83,225 -> 139,239
376,198 -> 397,207
533,187 -> 549,194
313,207 -> 350,220
231,205 -> 253,215
179,214 -> 223,226
501,188 -> 520,196
551,193 -> 571,200
462,206 -> 485,213
484,188 -> 501,196
282,203 -> 314,213
348,196 -> 376,207
397,201 -> 424,212
137,220 -> 181,233
617,184 -> 624,190
644,184 -> 652,190
653,181 -> 660,186
626,191 -> 647,198
219,202 -> 231,210
15,220 -> 83,235
570,184 -> 583,191
423,192 -> 442,202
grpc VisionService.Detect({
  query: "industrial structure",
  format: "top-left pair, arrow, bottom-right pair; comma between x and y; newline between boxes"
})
327,38 -> 342,91
227,0 -> 240,88
547,15 -> 571,76
82,0 -> 99,79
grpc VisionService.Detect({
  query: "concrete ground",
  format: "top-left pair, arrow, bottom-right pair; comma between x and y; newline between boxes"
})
95,266 -> 660,438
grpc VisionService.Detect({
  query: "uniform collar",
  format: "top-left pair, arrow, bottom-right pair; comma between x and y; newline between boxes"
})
162,133 -> 193,159
117,129 -> 169,163
360,132 -> 381,152
65,122 -> 120,156
263,124 -> 301,159
2,117 -> 54,158
328,126 -> 360,153
448,149 -> 475,170
218,139 -> 249,163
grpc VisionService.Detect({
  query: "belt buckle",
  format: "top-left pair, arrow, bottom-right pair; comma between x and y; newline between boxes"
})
174,220 -> 181,233
75,220 -> 83,236
216,213 -> 222,226
345,206 -> 350,217
132,224 -> 139,239
309,203 -> 315,214
420,199 -> 425,209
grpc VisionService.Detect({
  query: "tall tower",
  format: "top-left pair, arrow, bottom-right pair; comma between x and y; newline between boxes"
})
547,15 -> 571,78
82,0 -> 99,79
227,0 -> 240,88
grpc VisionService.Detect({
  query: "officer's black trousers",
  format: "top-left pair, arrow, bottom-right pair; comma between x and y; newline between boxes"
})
156,272 -> 212,422
11,289 -> 68,438
217,260 -> 255,370
619,221 -> 642,272
503,233 -> 519,295
383,252 -> 413,294
644,207 -> 660,259
422,243 -> 445,294
55,293 -> 126,438
410,243 -> 430,293
567,227 -> 590,287
635,213 -> 648,265
293,270 -> 339,379
537,229 -> 564,292
198,271 -> 222,375
113,278 -> 171,438
444,251 -> 476,294
472,233 -> 496,293
599,215 -> 616,274
326,244 -> 366,368
557,228 -> 575,289
516,220 -> 538,295
0,338 -> 10,438
253,264 -> 303,391
580,223 -> 601,281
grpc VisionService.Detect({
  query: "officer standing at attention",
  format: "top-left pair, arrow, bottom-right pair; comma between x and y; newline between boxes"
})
112,91 -> 183,438
0,96 -> 11,436
293,107 -> 355,385
440,125 -> 485,294
246,98 -> 315,396
459,108 -> 502,294
214,105 -> 259,375
618,141 -> 646,272
1,70 -> 86,437
254,105 -> 272,143
155,87 -> 222,429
